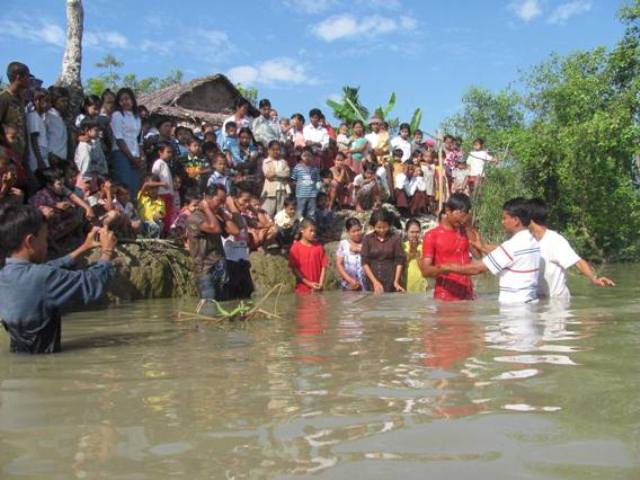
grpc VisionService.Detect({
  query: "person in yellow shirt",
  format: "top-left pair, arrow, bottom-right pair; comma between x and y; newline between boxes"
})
403,219 -> 428,293
136,174 -> 165,238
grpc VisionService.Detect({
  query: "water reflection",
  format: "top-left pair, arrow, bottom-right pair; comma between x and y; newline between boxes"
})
1,270 -> 639,478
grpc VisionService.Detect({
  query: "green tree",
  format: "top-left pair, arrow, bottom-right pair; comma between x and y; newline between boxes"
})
442,0 -> 640,260
85,54 -> 183,97
235,83 -> 258,106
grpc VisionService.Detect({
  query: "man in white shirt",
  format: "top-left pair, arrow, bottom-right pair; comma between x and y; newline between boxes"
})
302,108 -> 329,151
389,122 -> 412,162
439,198 -> 541,303
45,87 -> 70,163
252,98 -> 284,146
527,198 -> 614,298
26,89 -> 49,172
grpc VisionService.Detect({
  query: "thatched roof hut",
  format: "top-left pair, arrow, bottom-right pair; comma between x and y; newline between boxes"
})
138,74 -> 258,127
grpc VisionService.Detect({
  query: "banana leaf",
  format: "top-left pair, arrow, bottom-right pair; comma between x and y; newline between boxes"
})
383,92 -> 397,117
410,107 -> 423,133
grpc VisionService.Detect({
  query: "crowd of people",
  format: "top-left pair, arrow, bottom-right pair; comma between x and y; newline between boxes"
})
0,61 -> 615,354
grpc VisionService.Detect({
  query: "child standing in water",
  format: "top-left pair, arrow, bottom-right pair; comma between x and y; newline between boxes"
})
288,218 -> 327,294
403,219 -> 428,293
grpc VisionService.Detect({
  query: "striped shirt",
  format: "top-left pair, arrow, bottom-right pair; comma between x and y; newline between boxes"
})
291,163 -> 320,199
483,229 -> 541,304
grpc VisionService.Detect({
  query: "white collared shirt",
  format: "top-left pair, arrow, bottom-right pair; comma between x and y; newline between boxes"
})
223,114 -> 252,132
45,108 -> 67,159
394,173 -> 423,196
26,110 -> 48,171
111,110 -> 141,157
303,123 -> 329,149
483,229 -> 541,304
390,136 -> 411,162
538,229 -> 581,299
467,150 -> 493,177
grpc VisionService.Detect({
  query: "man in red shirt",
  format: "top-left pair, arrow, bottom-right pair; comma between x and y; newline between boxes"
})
421,193 -> 475,301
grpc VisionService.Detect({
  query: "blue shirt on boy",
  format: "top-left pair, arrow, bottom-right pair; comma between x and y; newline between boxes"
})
291,163 -> 320,199
0,255 -> 113,353
222,136 -> 242,167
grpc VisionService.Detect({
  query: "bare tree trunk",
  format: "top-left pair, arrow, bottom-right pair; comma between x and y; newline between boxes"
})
57,0 -> 84,122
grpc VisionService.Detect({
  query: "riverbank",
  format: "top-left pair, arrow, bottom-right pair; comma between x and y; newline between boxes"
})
86,207 -> 437,302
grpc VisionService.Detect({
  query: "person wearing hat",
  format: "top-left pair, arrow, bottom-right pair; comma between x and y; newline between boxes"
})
365,116 -> 389,163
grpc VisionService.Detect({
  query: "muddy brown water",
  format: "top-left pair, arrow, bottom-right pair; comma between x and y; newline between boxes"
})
1,266 -> 639,479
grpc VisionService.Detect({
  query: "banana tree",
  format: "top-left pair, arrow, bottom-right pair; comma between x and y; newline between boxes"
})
410,107 -> 423,133
326,86 -> 369,124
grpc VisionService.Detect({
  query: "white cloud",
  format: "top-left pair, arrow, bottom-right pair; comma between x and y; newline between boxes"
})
0,19 -> 65,46
282,0 -> 339,14
509,0 -> 542,22
227,58 -> 316,86
84,30 -> 129,49
0,18 -> 132,51
548,0 -> 592,25
282,0 -> 401,15
138,28 -> 233,63
312,14 -> 417,42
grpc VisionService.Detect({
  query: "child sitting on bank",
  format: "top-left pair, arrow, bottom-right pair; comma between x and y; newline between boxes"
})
274,198 -> 298,251
137,174 -> 166,238
0,147 -> 23,207
109,183 -> 140,238
329,151 -> 354,209
353,164 -> 381,212
288,218 -> 327,294
245,195 -> 278,251
336,122 -> 351,154
315,192 -> 334,242
170,187 -> 200,247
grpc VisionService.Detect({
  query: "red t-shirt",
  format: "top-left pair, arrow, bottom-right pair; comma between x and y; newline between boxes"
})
288,240 -> 328,293
422,225 -> 475,301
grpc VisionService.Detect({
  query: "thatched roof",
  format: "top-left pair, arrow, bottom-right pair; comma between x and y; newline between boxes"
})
138,74 -> 258,126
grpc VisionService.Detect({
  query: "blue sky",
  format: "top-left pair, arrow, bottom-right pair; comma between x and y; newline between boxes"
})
0,0 -> 627,133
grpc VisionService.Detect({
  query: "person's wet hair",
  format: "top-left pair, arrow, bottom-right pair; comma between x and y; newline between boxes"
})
445,193 -> 472,213
37,167 -> 63,187
526,197 -> 548,226
503,197 -> 531,226
369,208 -> 396,227
205,184 -> 226,198
0,205 -> 45,257
345,217 -> 362,231
405,218 -> 421,231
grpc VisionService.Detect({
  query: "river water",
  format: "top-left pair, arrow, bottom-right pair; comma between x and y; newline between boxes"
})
1,265 -> 639,479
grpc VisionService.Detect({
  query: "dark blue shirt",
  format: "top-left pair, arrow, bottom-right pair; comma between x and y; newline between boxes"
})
0,256 -> 114,354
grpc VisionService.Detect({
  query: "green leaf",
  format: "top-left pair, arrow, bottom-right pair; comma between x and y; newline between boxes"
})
383,92 -> 396,116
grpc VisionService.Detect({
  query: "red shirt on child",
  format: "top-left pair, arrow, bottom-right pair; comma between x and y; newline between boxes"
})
288,240 -> 328,294
422,225 -> 475,301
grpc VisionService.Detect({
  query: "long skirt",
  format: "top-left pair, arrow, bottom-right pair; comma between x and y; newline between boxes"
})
111,150 -> 141,200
